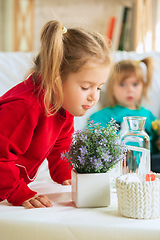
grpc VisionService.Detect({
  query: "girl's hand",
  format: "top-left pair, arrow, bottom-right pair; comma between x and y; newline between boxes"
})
62,179 -> 71,185
21,194 -> 53,209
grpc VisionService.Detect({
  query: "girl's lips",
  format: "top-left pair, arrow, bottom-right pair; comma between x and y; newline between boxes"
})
127,97 -> 133,101
82,105 -> 92,110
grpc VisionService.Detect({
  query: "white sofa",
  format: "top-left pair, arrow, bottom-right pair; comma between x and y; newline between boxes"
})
1,51 -> 160,132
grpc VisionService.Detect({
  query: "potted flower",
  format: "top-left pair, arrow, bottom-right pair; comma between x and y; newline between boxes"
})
62,119 -> 128,208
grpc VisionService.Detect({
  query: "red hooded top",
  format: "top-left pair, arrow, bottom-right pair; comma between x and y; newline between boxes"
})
0,76 -> 74,206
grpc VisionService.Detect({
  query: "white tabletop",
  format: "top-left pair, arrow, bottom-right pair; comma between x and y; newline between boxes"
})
0,179 -> 160,240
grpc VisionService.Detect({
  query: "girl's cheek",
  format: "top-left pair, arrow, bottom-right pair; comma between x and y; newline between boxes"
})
96,93 -> 100,102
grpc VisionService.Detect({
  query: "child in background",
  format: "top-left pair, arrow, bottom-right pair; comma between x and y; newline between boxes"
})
0,20 -> 112,208
89,58 -> 160,160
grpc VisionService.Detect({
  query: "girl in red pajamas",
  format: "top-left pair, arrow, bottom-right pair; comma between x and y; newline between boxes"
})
0,20 -> 112,209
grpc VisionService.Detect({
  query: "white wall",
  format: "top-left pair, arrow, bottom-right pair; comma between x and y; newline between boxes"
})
0,0 -> 129,51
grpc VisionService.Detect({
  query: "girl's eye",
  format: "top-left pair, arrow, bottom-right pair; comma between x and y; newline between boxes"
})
133,82 -> 138,86
81,86 -> 102,91
81,87 -> 88,90
120,83 -> 125,87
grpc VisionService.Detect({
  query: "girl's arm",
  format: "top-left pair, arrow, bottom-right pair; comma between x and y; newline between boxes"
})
0,100 -> 39,206
22,113 -> 74,209
47,114 -> 74,184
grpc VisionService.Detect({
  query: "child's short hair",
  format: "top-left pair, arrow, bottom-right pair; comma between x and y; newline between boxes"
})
106,58 -> 153,107
29,20 -> 112,115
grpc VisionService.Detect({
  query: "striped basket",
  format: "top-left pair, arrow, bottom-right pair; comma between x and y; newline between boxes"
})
116,173 -> 160,219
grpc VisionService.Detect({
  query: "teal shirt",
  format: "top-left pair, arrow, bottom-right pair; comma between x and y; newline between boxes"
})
88,105 -> 158,154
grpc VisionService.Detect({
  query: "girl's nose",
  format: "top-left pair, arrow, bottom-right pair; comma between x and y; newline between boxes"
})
127,85 -> 133,92
88,91 -> 98,102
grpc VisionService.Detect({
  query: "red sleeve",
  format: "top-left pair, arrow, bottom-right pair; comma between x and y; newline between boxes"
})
47,114 -> 74,184
0,100 -> 39,206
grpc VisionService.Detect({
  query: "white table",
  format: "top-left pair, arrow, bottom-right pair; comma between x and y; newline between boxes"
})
0,178 -> 160,240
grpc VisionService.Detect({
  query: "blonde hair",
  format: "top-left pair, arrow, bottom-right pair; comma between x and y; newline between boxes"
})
28,20 -> 112,116
106,58 -> 153,107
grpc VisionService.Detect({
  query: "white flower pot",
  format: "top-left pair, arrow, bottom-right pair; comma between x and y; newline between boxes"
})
71,169 -> 110,208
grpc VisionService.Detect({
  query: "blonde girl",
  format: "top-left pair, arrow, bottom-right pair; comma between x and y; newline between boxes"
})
89,58 -> 159,157
0,20 -> 112,209
106,58 -> 153,108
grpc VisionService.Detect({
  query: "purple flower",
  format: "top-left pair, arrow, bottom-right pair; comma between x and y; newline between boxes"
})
62,119 -> 128,173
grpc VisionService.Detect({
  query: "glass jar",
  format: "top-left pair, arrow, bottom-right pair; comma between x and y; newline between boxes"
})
121,116 -> 150,175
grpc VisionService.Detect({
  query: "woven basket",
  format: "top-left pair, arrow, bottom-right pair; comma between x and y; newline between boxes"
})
116,173 -> 160,219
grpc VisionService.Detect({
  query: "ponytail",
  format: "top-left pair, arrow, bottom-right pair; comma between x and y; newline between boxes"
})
31,20 -> 65,115
141,57 -> 153,99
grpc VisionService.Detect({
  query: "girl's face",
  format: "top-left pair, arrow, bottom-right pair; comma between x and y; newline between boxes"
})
113,74 -> 143,110
62,62 -> 110,116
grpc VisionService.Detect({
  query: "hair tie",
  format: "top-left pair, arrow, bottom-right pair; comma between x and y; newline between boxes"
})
62,26 -> 67,34
137,61 -> 147,83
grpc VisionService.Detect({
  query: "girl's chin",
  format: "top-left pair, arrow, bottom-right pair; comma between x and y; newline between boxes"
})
65,106 -> 89,117
72,110 -> 88,117
62,106 -> 86,117
125,105 -> 137,110
74,112 -> 86,117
